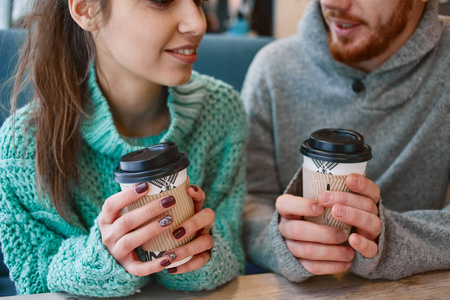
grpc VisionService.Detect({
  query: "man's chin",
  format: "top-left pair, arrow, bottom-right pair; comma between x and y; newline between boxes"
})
328,37 -> 382,66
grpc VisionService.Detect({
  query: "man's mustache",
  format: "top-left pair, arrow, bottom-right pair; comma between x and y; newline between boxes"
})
324,10 -> 367,26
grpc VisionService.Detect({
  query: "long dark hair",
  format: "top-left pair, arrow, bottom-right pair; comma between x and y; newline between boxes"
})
10,0 -> 109,221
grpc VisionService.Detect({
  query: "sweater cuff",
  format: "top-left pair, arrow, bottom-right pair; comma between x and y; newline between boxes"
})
47,218 -> 149,297
269,211 -> 313,282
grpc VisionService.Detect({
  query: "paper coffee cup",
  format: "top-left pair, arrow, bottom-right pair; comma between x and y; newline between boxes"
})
300,129 -> 372,236
114,142 -> 195,267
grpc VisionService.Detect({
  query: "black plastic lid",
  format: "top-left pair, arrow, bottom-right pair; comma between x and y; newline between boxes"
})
113,142 -> 190,184
300,129 -> 372,163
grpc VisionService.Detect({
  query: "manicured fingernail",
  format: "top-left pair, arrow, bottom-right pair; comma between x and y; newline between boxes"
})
167,267 -> 177,274
134,183 -> 148,194
348,175 -> 359,187
172,227 -> 186,239
160,259 -> 171,267
161,196 -> 176,208
319,192 -> 331,204
158,215 -> 173,228
190,185 -> 198,192
312,204 -> 324,214
164,252 -> 177,261
335,205 -> 347,217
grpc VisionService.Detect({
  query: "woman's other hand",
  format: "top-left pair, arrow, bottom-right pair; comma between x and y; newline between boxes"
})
98,183 -> 178,276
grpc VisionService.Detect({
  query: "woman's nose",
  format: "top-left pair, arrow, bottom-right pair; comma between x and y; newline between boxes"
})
177,1 -> 207,37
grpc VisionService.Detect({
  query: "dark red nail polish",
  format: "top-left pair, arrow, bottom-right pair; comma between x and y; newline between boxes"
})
172,227 -> 186,239
190,185 -> 198,192
158,215 -> 173,228
167,267 -> 177,274
160,259 -> 171,268
161,196 -> 176,208
134,183 -> 148,194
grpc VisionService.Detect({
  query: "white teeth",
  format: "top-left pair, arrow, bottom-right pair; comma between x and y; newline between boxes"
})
340,24 -> 354,28
172,49 -> 195,55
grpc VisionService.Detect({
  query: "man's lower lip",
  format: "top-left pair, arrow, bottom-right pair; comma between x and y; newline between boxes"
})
166,51 -> 198,64
331,22 -> 360,37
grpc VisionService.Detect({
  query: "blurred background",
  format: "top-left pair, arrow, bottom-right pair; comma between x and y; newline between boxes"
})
1,0 -> 449,38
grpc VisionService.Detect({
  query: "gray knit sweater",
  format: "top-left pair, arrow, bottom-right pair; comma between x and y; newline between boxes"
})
242,0 -> 450,282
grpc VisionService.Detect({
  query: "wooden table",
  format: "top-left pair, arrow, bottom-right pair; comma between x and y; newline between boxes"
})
4,269 -> 450,299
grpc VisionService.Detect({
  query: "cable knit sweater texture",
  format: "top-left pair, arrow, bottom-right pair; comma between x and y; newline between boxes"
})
242,0 -> 449,282
0,69 -> 247,297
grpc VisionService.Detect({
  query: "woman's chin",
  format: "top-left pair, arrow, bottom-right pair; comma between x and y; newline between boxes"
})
166,72 -> 193,87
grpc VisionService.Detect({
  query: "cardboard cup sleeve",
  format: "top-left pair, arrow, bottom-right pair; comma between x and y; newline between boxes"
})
125,176 -> 196,254
302,166 -> 353,236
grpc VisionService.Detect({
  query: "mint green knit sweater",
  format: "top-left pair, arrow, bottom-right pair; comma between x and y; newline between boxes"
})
0,69 -> 247,297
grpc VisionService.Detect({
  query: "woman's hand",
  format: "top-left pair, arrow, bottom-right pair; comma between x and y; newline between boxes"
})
163,185 -> 215,275
98,183 -> 214,276
98,182 -> 180,276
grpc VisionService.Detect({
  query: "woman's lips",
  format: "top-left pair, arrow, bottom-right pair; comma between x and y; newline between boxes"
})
166,48 -> 198,64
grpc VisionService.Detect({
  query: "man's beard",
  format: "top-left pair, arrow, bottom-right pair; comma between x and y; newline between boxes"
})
325,0 -> 413,65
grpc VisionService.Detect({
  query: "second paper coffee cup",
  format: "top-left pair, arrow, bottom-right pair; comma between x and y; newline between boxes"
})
113,142 -> 195,267
300,129 -> 372,236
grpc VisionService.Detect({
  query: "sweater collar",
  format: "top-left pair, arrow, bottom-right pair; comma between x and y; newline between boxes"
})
298,0 -> 442,78
80,66 -> 206,158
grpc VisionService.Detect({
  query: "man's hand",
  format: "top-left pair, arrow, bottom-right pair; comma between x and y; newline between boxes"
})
276,173 -> 381,275
318,174 -> 381,258
277,194 -> 354,275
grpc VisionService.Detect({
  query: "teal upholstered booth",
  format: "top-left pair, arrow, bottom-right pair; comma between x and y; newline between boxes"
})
0,29 -> 273,295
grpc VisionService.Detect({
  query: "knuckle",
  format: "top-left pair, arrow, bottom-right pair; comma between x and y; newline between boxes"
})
275,196 -> 283,211
98,214 -> 107,227
359,176 -> 367,189
275,195 -> 289,211
203,234 -> 214,250
143,222 -> 158,237
117,215 -> 133,233
334,192 -> 345,204
366,200 -> 377,213
187,217 -> 200,231
299,243 -> 314,259
201,251 -> 211,265
373,218 -> 382,235
285,240 -> 298,256
102,198 -> 115,215
202,208 -> 215,221
146,202 -> 158,218
101,231 -> 114,246
127,265 -> 139,276
278,219 -> 291,237
135,263 -> 157,277
116,236 -> 133,254
132,265 -> 147,277
374,186 -> 381,201
369,244 -> 379,258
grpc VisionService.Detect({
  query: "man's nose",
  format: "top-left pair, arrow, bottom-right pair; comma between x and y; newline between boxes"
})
320,0 -> 352,11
